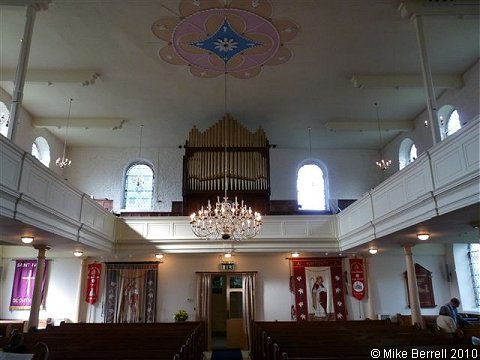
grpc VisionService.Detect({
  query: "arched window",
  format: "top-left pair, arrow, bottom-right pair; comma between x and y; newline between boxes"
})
32,142 -> 40,158
409,144 -> 417,163
446,110 -> 461,137
297,162 -> 327,211
31,137 -> 51,167
438,105 -> 462,140
399,138 -> 417,170
468,243 -> 480,306
0,101 -> 10,138
123,163 -> 154,210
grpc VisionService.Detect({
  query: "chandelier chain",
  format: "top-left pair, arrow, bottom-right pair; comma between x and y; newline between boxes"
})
56,98 -> 73,168
308,127 -> 312,159
374,102 -> 391,171
189,65 -> 262,241
224,66 -> 228,198
138,124 -> 144,158
63,98 -> 73,159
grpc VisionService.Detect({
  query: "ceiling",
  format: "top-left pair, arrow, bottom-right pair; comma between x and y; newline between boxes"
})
0,0 -> 478,257
0,0 -> 478,151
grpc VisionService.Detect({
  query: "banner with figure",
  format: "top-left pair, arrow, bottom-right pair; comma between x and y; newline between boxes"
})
10,260 -> 49,310
349,258 -> 366,300
290,257 -> 346,321
104,262 -> 158,323
86,263 -> 102,304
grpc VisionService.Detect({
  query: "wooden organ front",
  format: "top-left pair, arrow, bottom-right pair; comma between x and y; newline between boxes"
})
182,115 -> 270,216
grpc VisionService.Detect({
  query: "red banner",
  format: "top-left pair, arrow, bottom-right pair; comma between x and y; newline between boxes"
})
349,258 -> 365,300
291,257 -> 346,321
86,263 -> 101,304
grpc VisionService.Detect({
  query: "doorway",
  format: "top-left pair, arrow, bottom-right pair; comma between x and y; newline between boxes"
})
211,274 -> 246,350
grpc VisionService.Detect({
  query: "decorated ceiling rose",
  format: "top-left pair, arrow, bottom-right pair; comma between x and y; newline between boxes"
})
152,0 -> 299,79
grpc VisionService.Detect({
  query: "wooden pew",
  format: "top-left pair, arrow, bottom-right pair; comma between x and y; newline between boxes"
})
395,313 -> 437,329
20,322 -> 205,360
252,320 -> 471,360
0,320 -> 26,337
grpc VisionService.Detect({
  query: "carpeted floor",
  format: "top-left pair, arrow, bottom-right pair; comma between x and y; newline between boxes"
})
211,349 -> 243,360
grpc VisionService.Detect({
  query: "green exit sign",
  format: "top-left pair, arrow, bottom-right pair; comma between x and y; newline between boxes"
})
220,262 -> 235,271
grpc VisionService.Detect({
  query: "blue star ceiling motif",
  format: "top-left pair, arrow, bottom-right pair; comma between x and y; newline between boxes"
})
191,19 -> 261,63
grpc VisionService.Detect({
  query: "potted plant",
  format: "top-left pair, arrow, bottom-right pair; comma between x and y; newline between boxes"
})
174,309 -> 188,322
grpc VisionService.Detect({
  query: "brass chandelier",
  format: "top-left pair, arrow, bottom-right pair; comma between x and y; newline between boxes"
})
190,66 -> 262,241
374,102 -> 392,171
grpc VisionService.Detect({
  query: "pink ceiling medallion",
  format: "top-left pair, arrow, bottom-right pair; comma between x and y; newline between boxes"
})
152,0 -> 299,79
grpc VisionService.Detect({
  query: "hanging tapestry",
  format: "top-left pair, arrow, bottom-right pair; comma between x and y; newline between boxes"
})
291,257 -> 346,321
104,262 -> 158,323
10,259 -> 49,310
86,263 -> 102,305
349,258 -> 366,300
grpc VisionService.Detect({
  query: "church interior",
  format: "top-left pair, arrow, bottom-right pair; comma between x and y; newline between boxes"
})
0,0 -> 479,358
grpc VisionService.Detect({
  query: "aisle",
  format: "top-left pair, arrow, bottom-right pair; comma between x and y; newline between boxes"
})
211,349 -> 243,360
203,350 -> 250,360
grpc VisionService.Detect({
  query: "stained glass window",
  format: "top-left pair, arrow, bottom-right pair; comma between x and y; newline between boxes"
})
124,163 -> 154,210
468,243 -> 480,306
446,110 -> 461,137
32,142 -> 40,159
0,101 -> 9,138
409,143 -> 417,164
399,138 -> 417,170
439,106 -> 462,140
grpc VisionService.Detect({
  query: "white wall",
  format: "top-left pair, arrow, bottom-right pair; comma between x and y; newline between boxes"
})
384,60 -> 480,175
367,243 -> 452,320
65,146 -> 183,213
269,148 -> 381,201
0,87 -> 65,178
66,145 -> 382,213
0,246 -> 81,324
0,245 -> 459,325
86,253 -> 294,323
64,61 -> 478,212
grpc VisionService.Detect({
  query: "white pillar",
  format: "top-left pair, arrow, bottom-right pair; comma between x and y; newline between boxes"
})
412,14 -> 442,144
403,244 -> 423,327
8,2 -> 50,141
364,257 -> 376,320
76,257 -> 89,322
27,245 -> 49,331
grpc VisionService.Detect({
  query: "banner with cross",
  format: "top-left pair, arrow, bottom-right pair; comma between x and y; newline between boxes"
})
10,259 -> 49,310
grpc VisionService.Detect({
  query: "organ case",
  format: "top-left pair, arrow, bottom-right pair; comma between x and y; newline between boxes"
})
182,115 -> 270,216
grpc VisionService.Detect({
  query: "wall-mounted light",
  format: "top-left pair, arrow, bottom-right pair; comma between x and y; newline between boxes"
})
417,233 -> 430,241
291,252 -> 300,258
73,250 -> 83,257
155,253 -> 164,260
224,252 -> 232,259
368,248 -> 378,255
21,236 -> 34,244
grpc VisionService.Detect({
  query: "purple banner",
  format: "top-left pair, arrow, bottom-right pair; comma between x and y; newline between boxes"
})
10,260 -> 49,310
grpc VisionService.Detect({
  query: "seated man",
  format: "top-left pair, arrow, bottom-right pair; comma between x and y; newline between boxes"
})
437,305 -> 462,337
4,329 -> 26,353
443,297 -> 471,329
